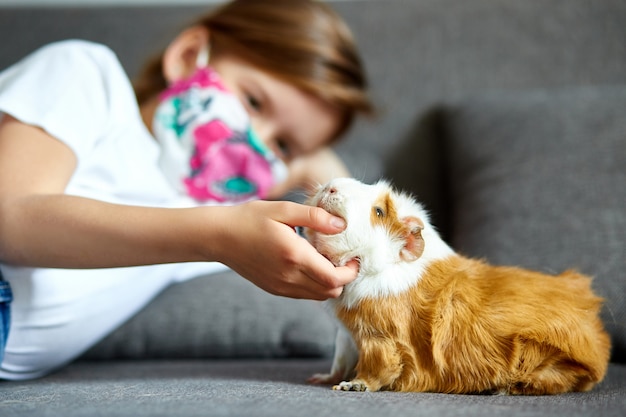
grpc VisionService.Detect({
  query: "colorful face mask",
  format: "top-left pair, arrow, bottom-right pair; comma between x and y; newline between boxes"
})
153,66 -> 288,203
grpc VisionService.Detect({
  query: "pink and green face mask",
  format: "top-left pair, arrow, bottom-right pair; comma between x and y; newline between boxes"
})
152,66 -> 288,203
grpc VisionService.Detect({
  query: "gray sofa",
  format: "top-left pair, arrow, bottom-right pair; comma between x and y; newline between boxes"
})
1,1 -> 625,416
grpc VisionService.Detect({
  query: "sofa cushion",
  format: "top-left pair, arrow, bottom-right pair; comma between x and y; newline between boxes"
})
80,270 -> 335,360
442,85 -> 626,362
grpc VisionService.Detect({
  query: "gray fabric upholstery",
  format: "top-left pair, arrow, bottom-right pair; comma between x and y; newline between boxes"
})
342,0 -> 626,234
81,271 -> 335,360
1,1 -> 625,415
2,360 -> 625,417
442,86 -> 626,362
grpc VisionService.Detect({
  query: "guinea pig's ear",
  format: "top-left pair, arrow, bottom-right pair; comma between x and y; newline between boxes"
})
400,217 -> 425,262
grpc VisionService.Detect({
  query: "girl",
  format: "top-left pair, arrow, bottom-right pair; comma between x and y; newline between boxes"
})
0,0 -> 371,380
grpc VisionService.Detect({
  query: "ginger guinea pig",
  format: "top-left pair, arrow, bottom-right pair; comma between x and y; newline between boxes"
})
305,178 -> 610,395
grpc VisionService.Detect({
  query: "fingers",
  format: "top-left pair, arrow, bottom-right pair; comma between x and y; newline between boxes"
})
261,233 -> 357,300
317,260 -> 359,299
298,252 -> 359,300
272,202 -> 356,298
313,264 -> 359,299
333,260 -> 360,287
274,201 -> 346,235
230,200 -> 356,301
306,205 -> 347,234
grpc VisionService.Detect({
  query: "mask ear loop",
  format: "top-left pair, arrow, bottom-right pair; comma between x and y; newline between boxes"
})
195,39 -> 210,68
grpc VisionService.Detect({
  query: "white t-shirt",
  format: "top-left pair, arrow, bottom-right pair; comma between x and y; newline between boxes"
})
0,39 -> 191,207
0,41 -> 227,379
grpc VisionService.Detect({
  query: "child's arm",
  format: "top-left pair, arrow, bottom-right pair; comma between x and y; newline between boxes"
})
0,116 -> 357,300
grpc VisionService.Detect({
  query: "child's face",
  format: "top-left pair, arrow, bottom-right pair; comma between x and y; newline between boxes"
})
210,53 -> 341,162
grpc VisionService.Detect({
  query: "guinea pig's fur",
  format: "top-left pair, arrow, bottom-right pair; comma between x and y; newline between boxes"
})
305,178 -> 611,395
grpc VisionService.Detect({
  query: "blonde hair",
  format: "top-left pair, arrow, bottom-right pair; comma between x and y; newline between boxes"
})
134,0 -> 373,139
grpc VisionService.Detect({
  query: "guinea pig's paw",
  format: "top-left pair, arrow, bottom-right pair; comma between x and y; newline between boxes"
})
332,379 -> 369,392
307,372 -> 343,385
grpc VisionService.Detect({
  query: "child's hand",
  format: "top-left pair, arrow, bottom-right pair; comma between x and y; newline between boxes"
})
266,147 -> 350,199
211,200 -> 359,300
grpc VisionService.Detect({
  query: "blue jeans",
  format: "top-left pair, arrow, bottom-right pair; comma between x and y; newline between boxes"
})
0,276 -> 12,365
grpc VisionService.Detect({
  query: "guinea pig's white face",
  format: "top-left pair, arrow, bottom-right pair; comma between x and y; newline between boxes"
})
305,178 -> 427,276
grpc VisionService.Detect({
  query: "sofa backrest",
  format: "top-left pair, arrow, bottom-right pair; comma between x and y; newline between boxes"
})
1,0 -> 625,232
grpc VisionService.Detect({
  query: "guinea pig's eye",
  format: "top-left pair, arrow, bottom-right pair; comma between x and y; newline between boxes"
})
374,206 -> 385,218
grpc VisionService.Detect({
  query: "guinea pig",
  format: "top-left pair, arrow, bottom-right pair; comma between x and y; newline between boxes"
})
304,177 -> 611,395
